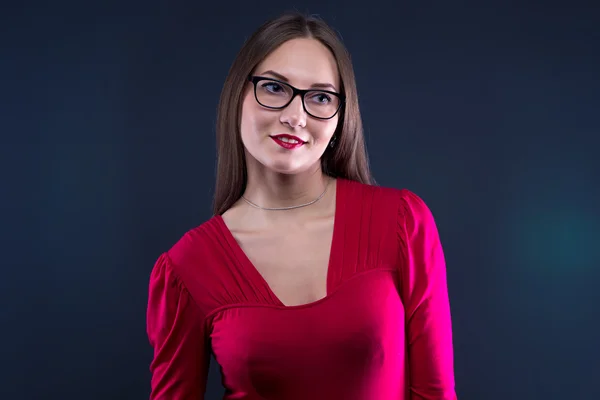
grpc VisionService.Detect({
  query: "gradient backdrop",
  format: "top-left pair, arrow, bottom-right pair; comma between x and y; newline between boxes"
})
1,1 -> 599,399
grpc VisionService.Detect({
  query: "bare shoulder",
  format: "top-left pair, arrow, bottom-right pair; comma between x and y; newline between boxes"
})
219,200 -> 245,232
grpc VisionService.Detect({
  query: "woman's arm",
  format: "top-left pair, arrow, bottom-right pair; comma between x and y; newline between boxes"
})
147,252 -> 210,399
398,190 -> 458,400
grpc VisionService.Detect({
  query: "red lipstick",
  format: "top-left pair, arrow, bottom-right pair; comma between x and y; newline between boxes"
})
270,134 -> 306,150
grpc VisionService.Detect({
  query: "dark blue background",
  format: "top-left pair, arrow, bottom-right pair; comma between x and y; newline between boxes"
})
1,1 -> 599,399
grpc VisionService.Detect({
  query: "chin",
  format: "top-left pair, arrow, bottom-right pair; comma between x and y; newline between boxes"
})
265,160 -> 306,175
261,154 -> 322,175
245,146 -> 320,176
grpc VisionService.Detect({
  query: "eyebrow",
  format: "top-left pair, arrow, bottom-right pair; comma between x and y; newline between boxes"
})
259,70 -> 338,92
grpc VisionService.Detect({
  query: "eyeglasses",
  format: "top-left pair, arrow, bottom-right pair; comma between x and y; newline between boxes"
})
248,75 -> 345,120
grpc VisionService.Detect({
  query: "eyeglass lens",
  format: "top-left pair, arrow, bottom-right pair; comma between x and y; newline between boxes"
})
255,79 -> 340,119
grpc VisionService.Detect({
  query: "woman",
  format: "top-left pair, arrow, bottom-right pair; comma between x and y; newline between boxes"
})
147,12 -> 457,400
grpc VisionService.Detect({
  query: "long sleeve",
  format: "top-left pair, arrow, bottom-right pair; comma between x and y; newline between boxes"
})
397,191 -> 457,400
146,252 -> 210,399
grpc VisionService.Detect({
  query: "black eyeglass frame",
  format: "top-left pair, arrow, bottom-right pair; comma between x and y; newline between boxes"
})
248,75 -> 345,120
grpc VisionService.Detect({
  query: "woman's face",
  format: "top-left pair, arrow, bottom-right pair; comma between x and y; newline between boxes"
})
240,38 -> 341,175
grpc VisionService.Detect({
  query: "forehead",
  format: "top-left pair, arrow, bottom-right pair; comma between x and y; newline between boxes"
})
254,38 -> 340,90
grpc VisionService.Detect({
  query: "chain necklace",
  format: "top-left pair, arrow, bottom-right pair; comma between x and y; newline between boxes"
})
242,179 -> 331,211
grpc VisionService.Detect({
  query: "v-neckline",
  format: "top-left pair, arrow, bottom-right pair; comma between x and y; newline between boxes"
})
216,178 -> 345,309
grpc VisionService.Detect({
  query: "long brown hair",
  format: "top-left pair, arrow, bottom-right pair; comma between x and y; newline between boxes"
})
213,12 -> 373,215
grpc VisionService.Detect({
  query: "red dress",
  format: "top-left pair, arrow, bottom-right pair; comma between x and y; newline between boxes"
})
146,179 -> 457,399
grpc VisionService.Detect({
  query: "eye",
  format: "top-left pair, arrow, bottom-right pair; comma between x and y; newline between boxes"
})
261,81 -> 284,93
309,92 -> 332,104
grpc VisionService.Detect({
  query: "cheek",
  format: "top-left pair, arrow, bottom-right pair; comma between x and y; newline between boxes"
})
313,118 -> 339,145
240,97 -> 260,138
240,93 -> 272,138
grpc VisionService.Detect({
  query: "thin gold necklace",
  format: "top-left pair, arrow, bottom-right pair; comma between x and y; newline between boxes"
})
242,180 -> 331,211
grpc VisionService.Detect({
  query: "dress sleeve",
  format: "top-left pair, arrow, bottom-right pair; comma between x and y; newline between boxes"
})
146,252 -> 210,399
397,191 -> 458,400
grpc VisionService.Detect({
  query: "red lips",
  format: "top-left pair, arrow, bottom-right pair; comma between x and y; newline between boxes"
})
270,134 -> 305,150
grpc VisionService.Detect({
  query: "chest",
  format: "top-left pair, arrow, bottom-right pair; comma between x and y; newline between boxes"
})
209,269 -> 405,399
232,217 -> 334,307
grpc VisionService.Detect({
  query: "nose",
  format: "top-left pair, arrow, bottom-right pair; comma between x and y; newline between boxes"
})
279,94 -> 307,128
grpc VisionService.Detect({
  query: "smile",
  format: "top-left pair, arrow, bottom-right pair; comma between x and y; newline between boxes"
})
270,134 -> 306,150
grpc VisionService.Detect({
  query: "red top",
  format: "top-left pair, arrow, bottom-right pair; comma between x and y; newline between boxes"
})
146,179 -> 457,399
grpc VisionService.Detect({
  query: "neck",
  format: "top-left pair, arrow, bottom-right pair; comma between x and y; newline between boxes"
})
243,164 -> 330,212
